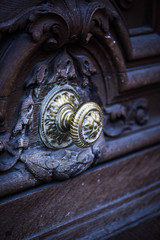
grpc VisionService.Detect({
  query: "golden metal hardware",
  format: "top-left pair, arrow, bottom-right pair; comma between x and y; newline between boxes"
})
39,85 -> 103,149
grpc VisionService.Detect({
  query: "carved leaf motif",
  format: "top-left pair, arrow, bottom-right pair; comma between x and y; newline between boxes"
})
105,104 -> 126,121
21,149 -> 59,181
81,1 -> 109,41
21,146 -> 95,181
104,98 -> 149,138
0,138 -> 21,172
13,92 -> 34,136
0,90 -> 34,172
127,98 -> 149,125
47,50 -> 76,85
26,63 -> 49,88
68,50 -> 97,87
104,104 -> 126,137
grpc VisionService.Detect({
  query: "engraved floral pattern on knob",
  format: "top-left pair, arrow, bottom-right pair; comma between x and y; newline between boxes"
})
82,110 -> 102,142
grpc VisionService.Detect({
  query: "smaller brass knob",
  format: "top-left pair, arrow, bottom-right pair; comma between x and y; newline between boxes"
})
39,86 -> 103,149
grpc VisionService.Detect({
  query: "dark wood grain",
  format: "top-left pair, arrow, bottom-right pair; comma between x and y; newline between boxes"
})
0,144 -> 160,239
108,213 -> 160,240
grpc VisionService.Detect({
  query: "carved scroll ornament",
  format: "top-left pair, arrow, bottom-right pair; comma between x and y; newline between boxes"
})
0,0 -> 136,182
103,98 -> 149,137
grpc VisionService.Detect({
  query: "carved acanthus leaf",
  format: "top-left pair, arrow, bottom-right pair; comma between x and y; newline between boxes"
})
0,90 -> 34,172
25,63 -> 49,88
20,145 -> 95,181
0,136 -> 21,172
104,98 -> 149,137
28,13 -> 69,47
47,50 -> 76,85
68,50 -> 97,88
13,92 -> 34,136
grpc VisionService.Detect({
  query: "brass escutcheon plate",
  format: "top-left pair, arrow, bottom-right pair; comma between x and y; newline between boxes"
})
39,85 -> 80,149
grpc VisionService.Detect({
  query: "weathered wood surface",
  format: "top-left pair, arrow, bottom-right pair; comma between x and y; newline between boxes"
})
108,213 -> 160,240
0,0 -> 160,190
1,125 -> 160,198
0,144 -> 160,239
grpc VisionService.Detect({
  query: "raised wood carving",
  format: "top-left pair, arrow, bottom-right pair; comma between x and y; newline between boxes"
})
0,0 -> 160,194
0,2 -> 160,239
104,98 -> 148,137
0,0 -> 129,180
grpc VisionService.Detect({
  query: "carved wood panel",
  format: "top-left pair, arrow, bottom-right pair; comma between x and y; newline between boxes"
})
0,0 -> 160,197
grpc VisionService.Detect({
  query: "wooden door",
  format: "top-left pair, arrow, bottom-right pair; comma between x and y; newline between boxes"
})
0,0 -> 160,239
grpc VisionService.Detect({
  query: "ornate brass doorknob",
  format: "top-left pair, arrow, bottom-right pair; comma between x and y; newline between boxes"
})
39,86 -> 103,149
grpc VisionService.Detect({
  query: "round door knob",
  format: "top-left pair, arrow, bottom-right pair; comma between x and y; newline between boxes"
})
39,85 -> 103,149
70,102 -> 103,147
